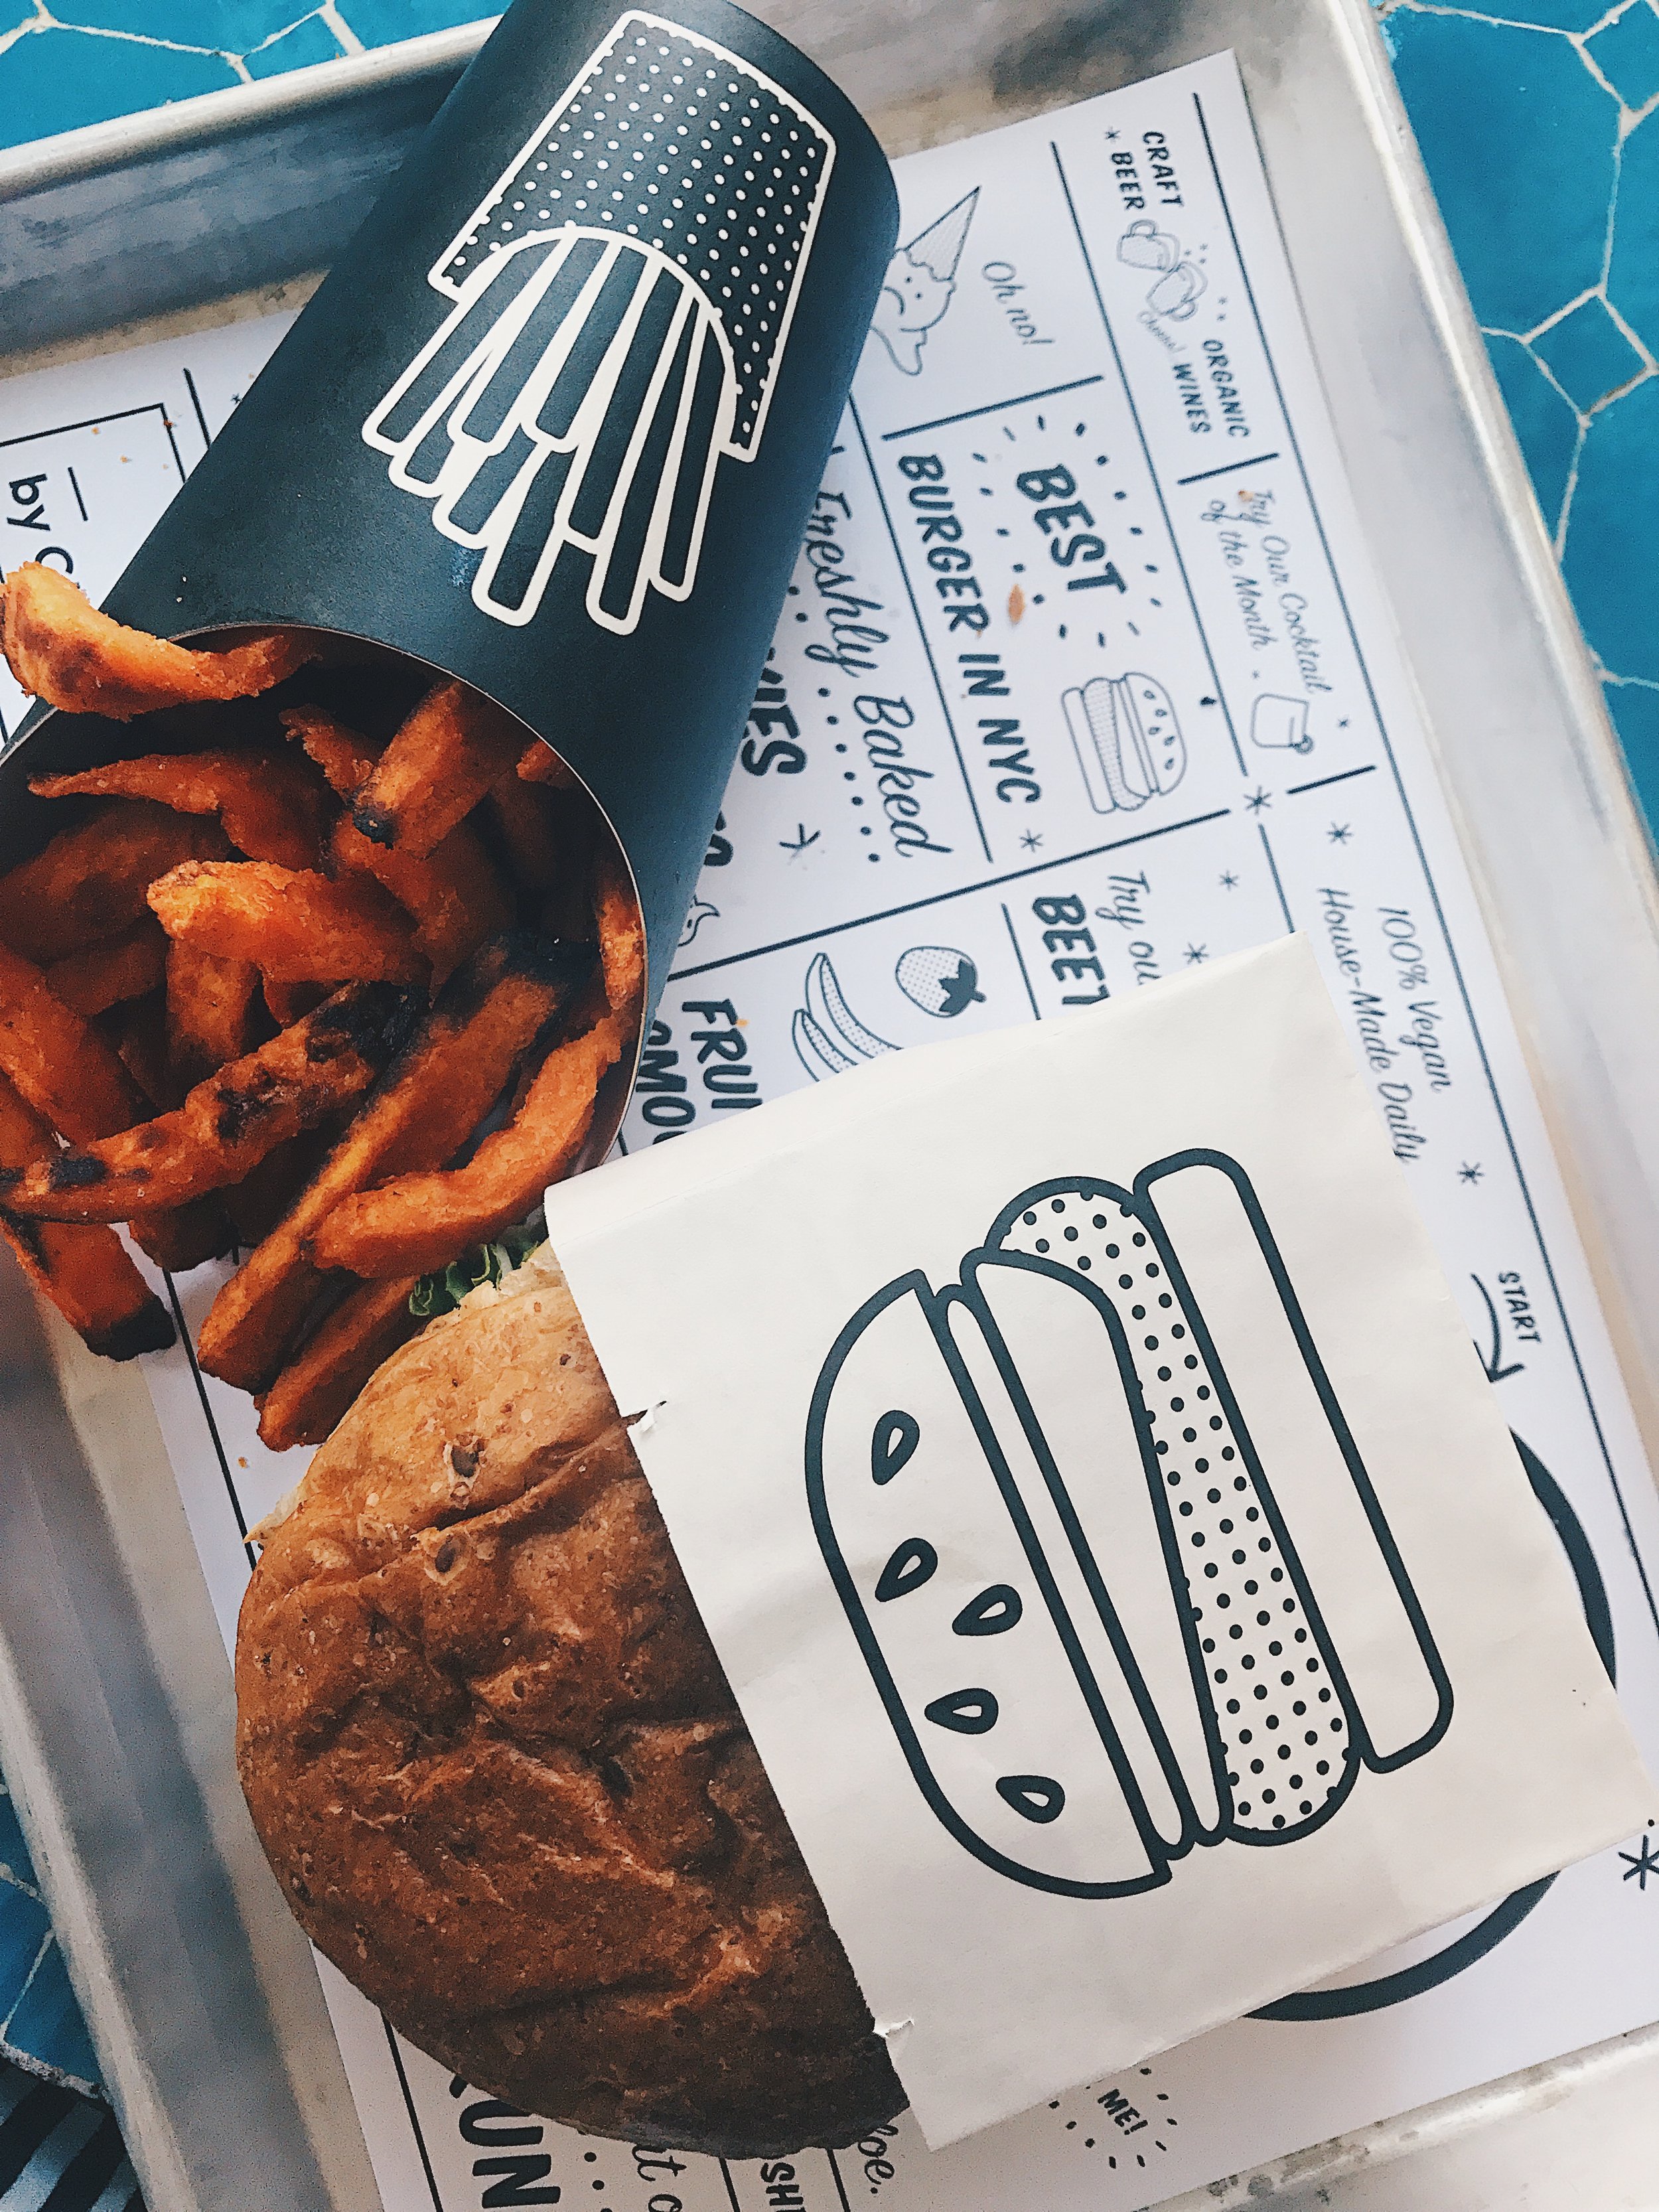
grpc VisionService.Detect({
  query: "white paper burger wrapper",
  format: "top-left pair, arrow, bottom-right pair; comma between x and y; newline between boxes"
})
541,935 -> 1656,2148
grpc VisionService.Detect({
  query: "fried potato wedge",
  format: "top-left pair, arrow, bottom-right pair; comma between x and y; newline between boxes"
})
0,1070 -> 174,1357
108,992 -> 173,1110
0,938 -> 151,1142
149,860 -> 426,985
165,939 -> 261,1090
3,982 -> 422,1220
279,704 -> 381,801
311,1013 -> 626,1280
44,919 -> 167,1018
516,739 -> 577,788
595,850 -> 646,1016
0,801 -> 227,963
488,774 -> 564,894
129,1197 -> 235,1274
255,1275 -> 422,1452
31,748 -> 330,870
0,1210 -> 177,1355
0,938 -> 218,1255
289,707 -> 509,978
350,680 -> 525,858
331,815 -> 508,986
2,563 -> 312,720
196,933 -> 590,1392
300,705 -> 508,979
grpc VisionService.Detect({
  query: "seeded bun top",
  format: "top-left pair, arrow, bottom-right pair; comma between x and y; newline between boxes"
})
234,1250 -> 902,2158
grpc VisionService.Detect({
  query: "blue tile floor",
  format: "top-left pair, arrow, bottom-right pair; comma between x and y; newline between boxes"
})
1,0 -> 1658,2168
0,1783 -> 142,2209
1379,0 -> 1659,822
0,1780 -> 98,2098
0,1 -> 489,139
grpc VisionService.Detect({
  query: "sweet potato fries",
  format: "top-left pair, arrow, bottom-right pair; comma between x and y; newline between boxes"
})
0,562 -> 644,1436
4,561 -> 312,720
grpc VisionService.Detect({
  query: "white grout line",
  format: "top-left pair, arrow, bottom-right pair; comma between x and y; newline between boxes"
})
0,1930 -> 54,2043
0,1860 -> 42,1902
1596,286 -> 1655,372
1553,416 -> 1590,555
0,3 -> 46,59
1573,33 -> 1630,115
1388,1 -> 1579,37
318,0 -> 364,56
34,13 -> 231,60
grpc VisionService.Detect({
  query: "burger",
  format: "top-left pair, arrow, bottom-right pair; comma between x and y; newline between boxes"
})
1062,672 -> 1186,814
235,1245 -> 903,2157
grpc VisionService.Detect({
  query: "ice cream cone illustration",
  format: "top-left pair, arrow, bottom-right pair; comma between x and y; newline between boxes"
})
870,188 -> 978,375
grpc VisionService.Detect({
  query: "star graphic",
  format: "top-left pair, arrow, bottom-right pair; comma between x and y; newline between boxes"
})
1019,829 -> 1045,851
1244,786 -> 1272,814
1337,717 -> 1351,729
1620,1832 -> 1659,1889
779,824 -> 820,859
1457,1162 -> 1483,1185
1104,127 -> 1121,141
1218,871 -> 1239,890
1327,822 -> 1352,844
1183,944 -> 1208,965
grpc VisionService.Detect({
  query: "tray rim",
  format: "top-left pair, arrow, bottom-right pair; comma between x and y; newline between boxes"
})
0,19 -> 495,198
3,0 -> 1659,2204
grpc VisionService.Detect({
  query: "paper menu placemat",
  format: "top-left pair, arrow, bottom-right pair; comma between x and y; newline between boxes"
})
548,936 -> 1654,2147
1,46 -> 1656,2212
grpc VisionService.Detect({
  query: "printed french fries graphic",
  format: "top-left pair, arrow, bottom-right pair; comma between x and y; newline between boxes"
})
362,11 -> 834,634
806,1152 -> 1451,1895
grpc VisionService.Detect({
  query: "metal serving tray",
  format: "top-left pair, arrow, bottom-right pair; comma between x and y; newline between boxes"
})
0,23 -> 490,357
3,3 -> 1659,2207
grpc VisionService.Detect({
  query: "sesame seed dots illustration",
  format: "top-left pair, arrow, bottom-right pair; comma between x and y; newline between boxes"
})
998,1186 -> 1359,1836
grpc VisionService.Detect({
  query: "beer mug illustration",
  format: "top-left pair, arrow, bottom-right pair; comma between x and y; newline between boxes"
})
1146,262 -> 1206,321
1118,218 -> 1180,274
362,11 -> 835,634
1118,220 -> 1206,324
806,1152 -> 1451,1897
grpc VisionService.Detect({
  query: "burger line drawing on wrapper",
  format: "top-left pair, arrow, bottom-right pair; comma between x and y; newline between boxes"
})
808,1152 -> 1452,1895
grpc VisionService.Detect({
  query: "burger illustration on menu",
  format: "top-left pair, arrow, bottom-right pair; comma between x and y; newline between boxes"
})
1063,672 -> 1187,814
808,1152 -> 1452,1896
